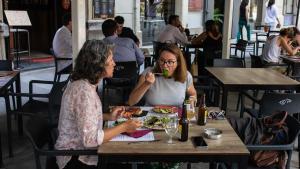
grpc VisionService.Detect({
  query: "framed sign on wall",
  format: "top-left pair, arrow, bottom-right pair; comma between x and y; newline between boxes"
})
188,0 -> 203,12
93,0 -> 115,19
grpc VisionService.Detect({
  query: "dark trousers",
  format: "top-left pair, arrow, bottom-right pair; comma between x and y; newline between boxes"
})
64,156 -> 97,169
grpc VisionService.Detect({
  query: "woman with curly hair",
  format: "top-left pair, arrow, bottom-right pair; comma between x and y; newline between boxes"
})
55,40 -> 142,169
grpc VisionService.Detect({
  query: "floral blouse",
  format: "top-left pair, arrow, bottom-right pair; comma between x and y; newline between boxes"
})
55,79 -> 104,169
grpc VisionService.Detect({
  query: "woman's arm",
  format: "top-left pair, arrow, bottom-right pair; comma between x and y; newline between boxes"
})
191,32 -> 207,45
127,72 -> 155,106
279,37 -> 300,56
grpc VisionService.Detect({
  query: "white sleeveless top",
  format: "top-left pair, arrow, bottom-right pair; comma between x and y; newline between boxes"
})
262,36 -> 281,63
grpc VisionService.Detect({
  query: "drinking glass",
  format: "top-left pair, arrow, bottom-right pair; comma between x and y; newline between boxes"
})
164,114 -> 178,144
187,103 -> 195,122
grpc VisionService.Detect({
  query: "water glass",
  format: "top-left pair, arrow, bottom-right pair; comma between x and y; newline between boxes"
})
164,114 -> 178,144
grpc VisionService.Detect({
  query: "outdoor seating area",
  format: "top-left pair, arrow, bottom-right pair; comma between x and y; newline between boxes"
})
1,0 -> 300,169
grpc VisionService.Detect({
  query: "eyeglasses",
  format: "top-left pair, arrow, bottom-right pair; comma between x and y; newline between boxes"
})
158,60 -> 177,66
208,111 -> 225,120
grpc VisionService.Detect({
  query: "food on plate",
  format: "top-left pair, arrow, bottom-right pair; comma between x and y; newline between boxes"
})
113,119 -> 126,126
152,106 -> 176,114
143,116 -> 170,130
124,107 -> 142,116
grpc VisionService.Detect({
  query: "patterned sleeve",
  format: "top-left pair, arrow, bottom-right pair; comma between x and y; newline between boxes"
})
73,86 -> 104,148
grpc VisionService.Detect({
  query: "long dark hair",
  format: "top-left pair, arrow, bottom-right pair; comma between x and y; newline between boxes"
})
71,40 -> 113,85
241,0 -> 249,7
268,0 -> 275,9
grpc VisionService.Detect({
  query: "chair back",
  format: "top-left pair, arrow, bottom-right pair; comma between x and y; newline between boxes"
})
48,80 -> 69,125
267,30 -> 280,37
259,93 -> 300,117
250,54 -> 264,68
0,60 -> 13,71
50,48 -> 59,72
235,39 -> 248,51
213,59 -> 244,68
152,41 -> 168,61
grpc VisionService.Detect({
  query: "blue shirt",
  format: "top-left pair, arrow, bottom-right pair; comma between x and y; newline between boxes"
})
103,35 -> 145,65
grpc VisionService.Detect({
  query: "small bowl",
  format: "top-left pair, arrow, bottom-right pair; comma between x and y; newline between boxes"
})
204,128 -> 222,140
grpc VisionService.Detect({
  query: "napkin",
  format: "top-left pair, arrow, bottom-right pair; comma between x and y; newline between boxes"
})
124,129 -> 152,138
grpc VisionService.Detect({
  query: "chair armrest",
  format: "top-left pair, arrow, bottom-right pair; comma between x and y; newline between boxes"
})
38,149 -> 97,156
247,144 -> 294,151
8,92 -> 49,98
29,80 -> 54,96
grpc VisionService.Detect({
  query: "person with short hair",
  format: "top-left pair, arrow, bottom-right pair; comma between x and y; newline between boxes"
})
52,13 -> 73,72
55,40 -> 142,169
157,15 -> 189,45
114,15 -> 140,46
128,44 -> 196,107
102,19 -> 144,66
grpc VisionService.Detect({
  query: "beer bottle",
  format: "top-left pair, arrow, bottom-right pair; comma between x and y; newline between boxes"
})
197,94 -> 208,126
179,102 -> 189,142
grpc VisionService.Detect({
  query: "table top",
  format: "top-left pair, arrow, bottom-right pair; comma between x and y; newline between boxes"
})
98,118 -> 249,156
0,71 -> 19,90
206,67 -> 300,86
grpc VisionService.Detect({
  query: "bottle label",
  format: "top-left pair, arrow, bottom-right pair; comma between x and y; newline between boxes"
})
178,124 -> 182,139
204,110 -> 207,123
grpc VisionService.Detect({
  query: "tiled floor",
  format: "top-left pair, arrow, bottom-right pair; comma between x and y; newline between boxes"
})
0,66 -> 299,169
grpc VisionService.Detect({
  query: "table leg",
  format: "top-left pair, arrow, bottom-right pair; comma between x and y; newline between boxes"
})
98,156 -> 107,169
238,155 -> 248,169
4,94 -> 13,157
221,87 -> 228,112
15,73 -> 23,136
0,131 -> 3,167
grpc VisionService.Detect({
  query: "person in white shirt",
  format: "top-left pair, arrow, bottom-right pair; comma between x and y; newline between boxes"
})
264,0 -> 281,30
157,15 -> 189,45
52,13 -> 72,72
262,28 -> 300,64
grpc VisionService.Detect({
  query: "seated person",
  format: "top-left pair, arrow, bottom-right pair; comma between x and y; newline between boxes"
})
262,28 -> 300,64
191,20 -> 222,66
102,19 -> 145,66
128,44 -> 197,107
114,15 -> 140,46
52,13 -> 73,72
157,15 -> 190,45
55,40 -> 142,169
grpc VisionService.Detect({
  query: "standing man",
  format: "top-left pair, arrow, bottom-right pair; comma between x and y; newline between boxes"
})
102,19 -> 144,66
114,16 -> 140,47
52,13 -> 72,72
157,15 -> 189,45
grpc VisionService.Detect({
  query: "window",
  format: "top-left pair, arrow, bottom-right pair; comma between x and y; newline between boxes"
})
285,0 -> 294,14
93,0 -> 115,19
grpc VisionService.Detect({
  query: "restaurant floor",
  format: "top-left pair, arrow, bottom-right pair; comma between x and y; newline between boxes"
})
0,67 -> 299,169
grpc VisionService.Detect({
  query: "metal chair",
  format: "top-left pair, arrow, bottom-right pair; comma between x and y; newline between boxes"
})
255,25 -> 269,55
229,39 -> 248,67
25,115 -> 97,169
102,61 -> 139,107
50,49 -> 72,82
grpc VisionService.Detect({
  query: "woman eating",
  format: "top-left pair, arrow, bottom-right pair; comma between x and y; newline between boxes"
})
55,40 -> 142,169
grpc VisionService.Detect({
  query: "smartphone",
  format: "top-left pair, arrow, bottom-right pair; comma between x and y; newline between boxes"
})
192,136 -> 208,149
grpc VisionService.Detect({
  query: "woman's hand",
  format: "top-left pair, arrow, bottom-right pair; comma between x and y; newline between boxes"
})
122,119 -> 143,133
109,106 -> 125,121
145,72 -> 155,85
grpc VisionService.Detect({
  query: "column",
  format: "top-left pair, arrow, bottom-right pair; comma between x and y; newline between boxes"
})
71,0 -> 86,63
222,0 -> 233,59
0,0 -> 5,60
175,0 -> 188,26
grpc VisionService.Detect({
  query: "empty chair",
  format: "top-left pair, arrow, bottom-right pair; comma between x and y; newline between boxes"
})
250,54 -> 264,68
255,25 -> 269,55
229,39 -> 248,67
213,59 -> 244,68
50,48 -> 72,82
25,115 -> 97,169
102,61 -> 139,107
152,41 -> 171,66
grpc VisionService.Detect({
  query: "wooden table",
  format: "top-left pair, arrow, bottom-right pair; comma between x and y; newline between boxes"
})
97,119 -> 249,168
281,55 -> 300,75
0,71 -> 21,163
206,67 -> 300,112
